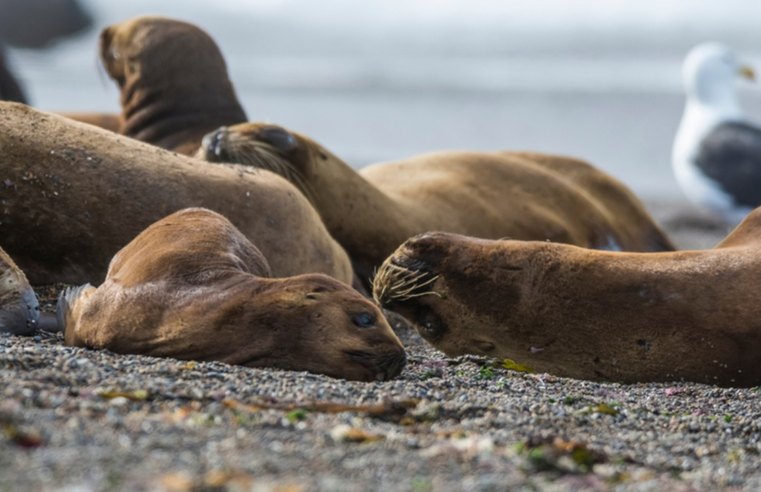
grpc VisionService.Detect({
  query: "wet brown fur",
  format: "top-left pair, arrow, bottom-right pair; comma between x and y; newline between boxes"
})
0,102 -> 353,285
100,16 -> 247,155
199,123 -> 675,284
374,210 -> 761,387
63,208 -> 405,381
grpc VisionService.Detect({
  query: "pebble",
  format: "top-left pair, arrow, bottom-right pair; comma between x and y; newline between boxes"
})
3,323 -> 761,492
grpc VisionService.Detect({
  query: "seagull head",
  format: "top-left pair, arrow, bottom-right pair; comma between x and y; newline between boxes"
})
683,43 -> 755,107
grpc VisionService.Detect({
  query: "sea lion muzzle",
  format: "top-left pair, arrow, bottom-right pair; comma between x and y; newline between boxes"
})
201,127 -> 229,162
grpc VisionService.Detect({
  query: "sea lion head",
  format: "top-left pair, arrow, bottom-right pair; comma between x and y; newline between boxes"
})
99,16 -> 232,93
255,274 -> 407,381
0,248 -> 39,336
373,232 -> 531,359
198,123 -> 330,203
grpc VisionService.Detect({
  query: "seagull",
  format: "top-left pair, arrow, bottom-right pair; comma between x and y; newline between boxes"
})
672,43 -> 758,225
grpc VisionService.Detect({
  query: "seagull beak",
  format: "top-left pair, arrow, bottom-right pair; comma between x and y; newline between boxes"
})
739,65 -> 756,81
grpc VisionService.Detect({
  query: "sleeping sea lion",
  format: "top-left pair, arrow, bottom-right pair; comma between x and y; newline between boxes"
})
198,123 -> 675,285
0,246 -> 38,335
373,209 -> 761,387
0,102 -> 352,286
60,208 -> 406,381
99,16 -> 246,155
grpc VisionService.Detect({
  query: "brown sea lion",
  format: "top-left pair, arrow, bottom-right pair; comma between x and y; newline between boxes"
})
60,208 -> 406,381
100,16 -> 246,155
198,123 -> 675,285
373,209 -> 761,387
0,102 -> 352,286
0,246 -> 39,335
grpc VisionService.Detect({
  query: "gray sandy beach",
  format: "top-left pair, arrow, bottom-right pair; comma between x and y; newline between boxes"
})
3,0 -> 761,490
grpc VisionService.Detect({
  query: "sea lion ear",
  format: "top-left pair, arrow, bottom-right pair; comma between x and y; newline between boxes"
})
259,126 -> 298,152
98,27 -> 113,56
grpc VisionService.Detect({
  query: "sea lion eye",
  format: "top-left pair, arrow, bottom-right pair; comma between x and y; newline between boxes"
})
416,307 -> 446,342
259,127 -> 297,152
352,312 -> 376,328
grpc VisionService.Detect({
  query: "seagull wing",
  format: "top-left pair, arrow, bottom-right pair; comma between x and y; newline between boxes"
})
695,121 -> 761,208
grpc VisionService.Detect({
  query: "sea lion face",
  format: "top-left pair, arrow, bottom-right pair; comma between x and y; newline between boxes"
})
262,275 -> 407,381
373,233 -> 528,359
198,123 -> 325,202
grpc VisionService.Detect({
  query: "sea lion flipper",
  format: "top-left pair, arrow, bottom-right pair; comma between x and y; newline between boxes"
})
56,283 -> 94,333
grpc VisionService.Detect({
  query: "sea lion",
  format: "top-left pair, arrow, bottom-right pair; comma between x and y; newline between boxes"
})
373,209 -> 761,387
0,102 -> 352,286
0,246 -> 39,335
60,208 -> 406,382
198,123 -> 675,285
100,16 -> 247,155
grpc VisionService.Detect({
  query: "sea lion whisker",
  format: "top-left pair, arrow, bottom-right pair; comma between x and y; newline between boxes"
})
394,290 -> 442,301
387,271 -> 427,290
394,269 -> 434,286
391,277 -> 440,299
237,142 -> 318,204
380,271 -> 440,302
251,143 -> 318,203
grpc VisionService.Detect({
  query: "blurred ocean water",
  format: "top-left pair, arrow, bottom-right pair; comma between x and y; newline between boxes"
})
7,0 -> 761,199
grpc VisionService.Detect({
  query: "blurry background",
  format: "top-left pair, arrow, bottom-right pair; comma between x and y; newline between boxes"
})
6,0 -> 761,205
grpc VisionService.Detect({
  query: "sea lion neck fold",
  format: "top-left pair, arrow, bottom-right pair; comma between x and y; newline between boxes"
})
100,16 -> 247,155
374,219 -> 761,387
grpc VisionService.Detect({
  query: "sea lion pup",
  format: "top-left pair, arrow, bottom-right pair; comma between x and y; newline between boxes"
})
99,16 -> 247,155
373,209 -> 761,387
0,102 -> 352,286
0,246 -> 39,335
60,208 -> 406,382
198,123 -> 675,283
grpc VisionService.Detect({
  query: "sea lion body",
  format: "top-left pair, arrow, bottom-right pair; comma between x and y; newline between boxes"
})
373,210 -> 761,387
100,16 -> 247,155
0,247 -> 38,335
200,124 -> 674,283
0,102 -> 352,286
61,209 -> 406,381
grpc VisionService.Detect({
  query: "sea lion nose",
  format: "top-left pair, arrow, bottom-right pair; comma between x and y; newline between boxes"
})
383,350 -> 407,380
402,232 -> 451,258
202,127 -> 229,162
